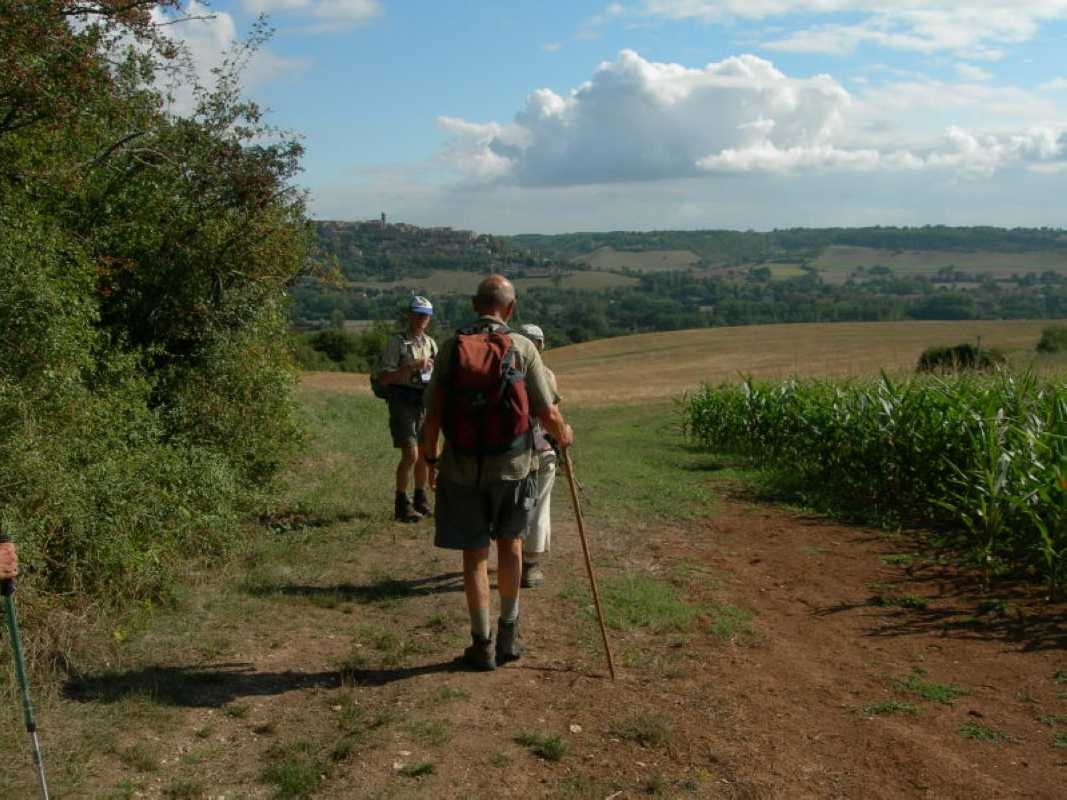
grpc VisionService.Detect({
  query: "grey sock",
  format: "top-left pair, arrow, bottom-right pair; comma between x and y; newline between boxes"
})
499,596 -> 519,624
470,607 -> 491,639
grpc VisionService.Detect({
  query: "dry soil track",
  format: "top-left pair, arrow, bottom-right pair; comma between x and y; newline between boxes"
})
56,482 -> 1067,799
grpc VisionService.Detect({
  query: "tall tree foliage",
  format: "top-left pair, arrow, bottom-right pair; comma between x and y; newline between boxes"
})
0,1 -> 309,603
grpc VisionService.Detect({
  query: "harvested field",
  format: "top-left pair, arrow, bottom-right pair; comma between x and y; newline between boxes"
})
573,246 -> 701,271
303,319 -> 1055,405
814,246 -> 1067,283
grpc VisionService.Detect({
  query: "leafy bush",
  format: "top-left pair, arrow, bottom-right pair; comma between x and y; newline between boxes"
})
917,343 -> 1005,372
1036,326 -> 1067,353
292,324 -> 393,372
0,5 -> 309,620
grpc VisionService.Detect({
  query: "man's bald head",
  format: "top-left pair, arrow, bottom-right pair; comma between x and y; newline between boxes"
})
473,274 -> 516,317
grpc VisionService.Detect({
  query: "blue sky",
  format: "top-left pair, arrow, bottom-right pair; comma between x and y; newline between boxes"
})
169,1 -> 1067,233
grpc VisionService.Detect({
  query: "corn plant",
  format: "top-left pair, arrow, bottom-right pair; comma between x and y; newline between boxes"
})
684,372 -> 1067,593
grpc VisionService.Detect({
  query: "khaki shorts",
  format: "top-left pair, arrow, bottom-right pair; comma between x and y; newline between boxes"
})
388,397 -> 426,449
434,475 -> 538,550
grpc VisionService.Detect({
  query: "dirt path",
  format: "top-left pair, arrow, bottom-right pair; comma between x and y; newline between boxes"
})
48,483 -> 1067,799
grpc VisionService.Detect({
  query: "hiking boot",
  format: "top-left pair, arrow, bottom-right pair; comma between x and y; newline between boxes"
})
495,619 -> 527,665
521,561 -> 544,588
462,634 -> 496,671
412,488 -> 433,517
394,493 -> 422,523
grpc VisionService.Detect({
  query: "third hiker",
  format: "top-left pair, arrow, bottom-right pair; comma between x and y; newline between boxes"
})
420,275 -> 574,670
518,324 -> 558,589
377,295 -> 438,522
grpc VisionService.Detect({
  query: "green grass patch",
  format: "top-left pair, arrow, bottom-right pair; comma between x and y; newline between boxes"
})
488,752 -> 511,768
891,672 -> 970,706
398,762 -> 435,778
959,723 -> 1013,743
260,741 -> 325,800
563,403 -> 717,524
596,574 -> 700,632
117,742 -> 160,772
610,712 -> 672,747
1054,731 -> 1067,749
862,701 -> 920,716
223,702 -> 250,719
516,732 -> 568,761
404,719 -> 452,746
708,603 -> 756,642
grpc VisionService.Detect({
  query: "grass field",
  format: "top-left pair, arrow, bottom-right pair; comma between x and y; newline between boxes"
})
573,246 -> 701,272
345,269 -> 637,294
302,319 -> 1058,406
814,245 -> 1067,283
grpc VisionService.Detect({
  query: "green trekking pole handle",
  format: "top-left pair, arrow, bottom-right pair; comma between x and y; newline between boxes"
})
1,532 -> 50,800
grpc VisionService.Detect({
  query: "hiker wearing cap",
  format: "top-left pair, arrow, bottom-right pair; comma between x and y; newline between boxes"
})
377,296 -> 438,522
420,275 -> 574,671
0,541 -> 16,580
518,324 -> 558,589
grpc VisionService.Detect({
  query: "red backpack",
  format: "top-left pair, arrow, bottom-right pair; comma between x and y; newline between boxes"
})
443,322 -> 532,458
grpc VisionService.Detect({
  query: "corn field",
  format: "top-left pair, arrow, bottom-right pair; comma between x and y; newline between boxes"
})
684,373 -> 1067,592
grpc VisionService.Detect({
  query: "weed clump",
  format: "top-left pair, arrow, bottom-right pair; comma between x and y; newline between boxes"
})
516,732 -> 568,761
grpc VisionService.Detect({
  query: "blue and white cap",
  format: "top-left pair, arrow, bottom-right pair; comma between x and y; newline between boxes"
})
409,295 -> 433,315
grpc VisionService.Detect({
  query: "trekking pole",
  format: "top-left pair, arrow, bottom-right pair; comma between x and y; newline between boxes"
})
560,449 -> 616,681
0,532 -> 50,800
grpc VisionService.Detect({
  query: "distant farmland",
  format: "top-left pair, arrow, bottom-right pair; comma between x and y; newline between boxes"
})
814,245 -> 1067,283
301,319 -> 1055,405
573,246 -> 701,272
344,268 -> 637,294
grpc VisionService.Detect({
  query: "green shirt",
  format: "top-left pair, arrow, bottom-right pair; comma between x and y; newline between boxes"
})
427,317 -> 555,487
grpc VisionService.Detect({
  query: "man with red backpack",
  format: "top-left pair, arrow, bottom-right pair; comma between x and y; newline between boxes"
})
420,275 -> 574,670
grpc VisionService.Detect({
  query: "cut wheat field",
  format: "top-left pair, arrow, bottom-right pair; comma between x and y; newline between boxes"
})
302,319 -> 1059,405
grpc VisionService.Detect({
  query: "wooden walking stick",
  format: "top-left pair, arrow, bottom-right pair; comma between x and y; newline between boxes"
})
560,448 -> 616,681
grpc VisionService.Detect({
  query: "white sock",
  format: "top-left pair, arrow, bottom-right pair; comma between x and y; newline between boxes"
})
500,596 -> 519,623
470,608 -> 491,639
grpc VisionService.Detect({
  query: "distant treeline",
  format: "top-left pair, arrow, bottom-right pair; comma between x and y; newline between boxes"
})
293,266 -> 1067,359
507,226 -> 1067,264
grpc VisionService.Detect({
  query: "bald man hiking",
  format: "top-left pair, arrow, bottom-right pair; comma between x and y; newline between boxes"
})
420,275 -> 574,670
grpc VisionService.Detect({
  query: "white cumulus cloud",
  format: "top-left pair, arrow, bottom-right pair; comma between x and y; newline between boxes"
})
614,2 -> 1067,60
955,63 -> 993,81
437,49 -> 1067,186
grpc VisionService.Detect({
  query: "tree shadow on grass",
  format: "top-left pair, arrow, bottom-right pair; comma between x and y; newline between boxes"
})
245,571 -> 465,604
63,658 -> 465,708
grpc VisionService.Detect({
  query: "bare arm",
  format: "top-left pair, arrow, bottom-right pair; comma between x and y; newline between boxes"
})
536,404 -> 573,449
419,387 -> 444,489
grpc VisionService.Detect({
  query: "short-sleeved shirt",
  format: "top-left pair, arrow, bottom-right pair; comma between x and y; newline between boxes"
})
380,329 -> 438,390
427,317 -> 556,487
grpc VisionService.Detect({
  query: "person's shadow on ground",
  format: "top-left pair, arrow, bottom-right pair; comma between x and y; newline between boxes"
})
63,658 -> 466,709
